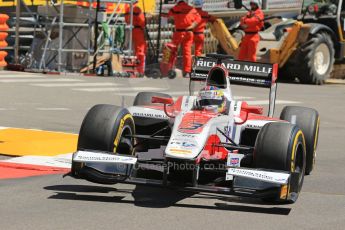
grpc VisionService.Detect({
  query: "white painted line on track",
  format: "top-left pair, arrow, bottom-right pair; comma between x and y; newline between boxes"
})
234,96 -> 255,100
2,153 -> 72,169
0,108 -> 16,111
0,75 -> 45,78
247,100 -> 301,105
0,79 -> 83,83
36,108 -> 71,111
32,82 -> 122,87
73,87 -> 165,92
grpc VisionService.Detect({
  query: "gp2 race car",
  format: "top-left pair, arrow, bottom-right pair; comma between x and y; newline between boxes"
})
70,54 -> 320,204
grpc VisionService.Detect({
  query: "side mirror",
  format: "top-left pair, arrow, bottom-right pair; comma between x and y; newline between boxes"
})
242,103 -> 264,115
151,96 -> 175,118
151,96 -> 174,105
235,103 -> 263,125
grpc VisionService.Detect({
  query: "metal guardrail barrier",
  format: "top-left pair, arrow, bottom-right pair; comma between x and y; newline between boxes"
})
3,0 -> 303,72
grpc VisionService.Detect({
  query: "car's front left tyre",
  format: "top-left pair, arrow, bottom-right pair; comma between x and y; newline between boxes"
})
254,122 -> 306,203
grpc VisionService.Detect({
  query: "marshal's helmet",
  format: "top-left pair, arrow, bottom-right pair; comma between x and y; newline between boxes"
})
197,86 -> 227,113
193,0 -> 204,8
250,0 -> 261,7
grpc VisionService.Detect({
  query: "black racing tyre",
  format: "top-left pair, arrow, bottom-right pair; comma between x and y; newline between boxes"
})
280,106 -> 320,175
254,122 -> 306,203
296,32 -> 334,85
133,92 -> 172,106
72,104 -> 135,177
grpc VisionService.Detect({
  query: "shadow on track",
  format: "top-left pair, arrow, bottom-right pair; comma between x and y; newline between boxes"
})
45,185 -> 121,193
44,184 -> 291,215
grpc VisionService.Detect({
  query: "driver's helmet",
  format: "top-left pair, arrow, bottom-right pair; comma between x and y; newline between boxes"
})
197,86 -> 227,113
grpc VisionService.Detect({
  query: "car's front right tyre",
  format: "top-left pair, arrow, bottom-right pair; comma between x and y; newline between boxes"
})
71,104 -> 135,180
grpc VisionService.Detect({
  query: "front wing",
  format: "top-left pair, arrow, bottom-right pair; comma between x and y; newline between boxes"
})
71,150 -> 292,200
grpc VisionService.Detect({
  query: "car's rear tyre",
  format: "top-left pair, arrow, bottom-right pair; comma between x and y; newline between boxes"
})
280,106 -> 320,175
254,122 -> 306,203
72,104 -> 135,177
133,92 -> 172,106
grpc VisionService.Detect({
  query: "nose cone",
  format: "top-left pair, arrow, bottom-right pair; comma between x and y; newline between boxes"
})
165,128 -> 210,160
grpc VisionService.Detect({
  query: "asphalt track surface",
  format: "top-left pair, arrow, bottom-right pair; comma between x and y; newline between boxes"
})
0,72 -> 345,230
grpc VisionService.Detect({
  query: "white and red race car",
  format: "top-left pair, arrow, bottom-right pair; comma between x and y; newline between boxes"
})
70,54 -> 320,204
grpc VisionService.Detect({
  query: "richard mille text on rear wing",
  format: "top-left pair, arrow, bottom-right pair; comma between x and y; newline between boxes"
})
192,56 -> 278,88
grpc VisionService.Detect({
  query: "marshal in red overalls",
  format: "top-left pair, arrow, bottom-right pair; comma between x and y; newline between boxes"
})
167,0 -> 201,76
194,6 -> 216,57
125,3 -> 147,74
238,1 -> 264,62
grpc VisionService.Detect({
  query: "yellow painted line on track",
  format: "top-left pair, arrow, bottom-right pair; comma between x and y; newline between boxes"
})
0,128 -> 78,157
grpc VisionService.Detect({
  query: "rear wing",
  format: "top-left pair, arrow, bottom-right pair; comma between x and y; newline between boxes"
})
192,56 -> 278,88
191,55 -> 279,117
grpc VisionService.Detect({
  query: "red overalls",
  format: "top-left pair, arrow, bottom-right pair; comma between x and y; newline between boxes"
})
125,4 -> 147,74
168,1 -> 201,73
194,8 -> 216,57
238,8 -> 264,62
